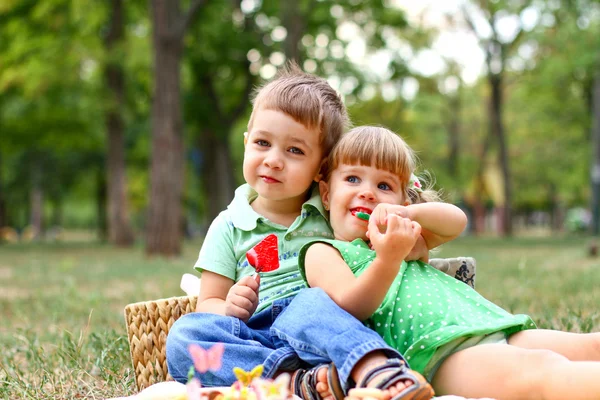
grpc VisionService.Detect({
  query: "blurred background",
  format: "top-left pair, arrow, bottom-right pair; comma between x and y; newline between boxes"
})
2,1 -> 600,398
1,0 -> 599,254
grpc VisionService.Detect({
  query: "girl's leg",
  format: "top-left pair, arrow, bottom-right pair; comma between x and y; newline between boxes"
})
508,329 -> 600,361
431,343 -> 600,400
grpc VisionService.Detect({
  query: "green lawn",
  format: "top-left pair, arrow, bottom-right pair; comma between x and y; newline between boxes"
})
1,235 -> 599,399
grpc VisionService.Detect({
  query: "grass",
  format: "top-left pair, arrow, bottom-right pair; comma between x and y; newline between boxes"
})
1,235 -> 599,399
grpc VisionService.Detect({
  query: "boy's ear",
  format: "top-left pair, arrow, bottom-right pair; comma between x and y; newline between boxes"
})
243,131 -> 248,146
319,180 -> 330,211
314,158 -> 327,182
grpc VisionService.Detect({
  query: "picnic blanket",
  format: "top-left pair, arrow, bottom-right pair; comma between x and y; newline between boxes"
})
106,381 -> 496,400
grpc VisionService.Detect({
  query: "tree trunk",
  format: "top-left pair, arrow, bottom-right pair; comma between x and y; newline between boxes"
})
489,73 -> 512,236
146,0 -> 185,256
105,0 -> 135,247
447,91 -> 461,181
591,69 -> 600,235
30,163 -> 43,240
199,130 -> 236,225
282,0 -> 305,64
0,150 -> 6,230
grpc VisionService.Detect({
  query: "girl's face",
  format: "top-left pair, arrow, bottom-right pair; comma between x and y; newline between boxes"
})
320,163 -> 406,242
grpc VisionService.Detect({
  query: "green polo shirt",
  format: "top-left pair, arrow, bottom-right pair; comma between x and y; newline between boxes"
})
195,183 -> 334,313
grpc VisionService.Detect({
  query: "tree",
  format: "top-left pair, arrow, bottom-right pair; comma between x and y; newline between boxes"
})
146,0 -> 207,256
104,0 -> 135,246
462,0 -> 532,236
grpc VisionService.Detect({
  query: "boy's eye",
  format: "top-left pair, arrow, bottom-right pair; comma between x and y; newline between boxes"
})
288,147 -> 304,155
378,182 -> 391,191
256,140 -> 270,147
346,176 -> 359,183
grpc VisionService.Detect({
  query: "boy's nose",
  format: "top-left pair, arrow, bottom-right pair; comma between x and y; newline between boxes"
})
263,153 -> 284,170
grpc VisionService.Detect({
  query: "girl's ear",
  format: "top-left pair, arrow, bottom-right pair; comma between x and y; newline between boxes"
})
319,180 -> 330,211
243,131 -> 249,146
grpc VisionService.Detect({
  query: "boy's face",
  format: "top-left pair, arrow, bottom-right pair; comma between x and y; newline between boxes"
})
320,163 -> 405,242
243,108 -> 322,206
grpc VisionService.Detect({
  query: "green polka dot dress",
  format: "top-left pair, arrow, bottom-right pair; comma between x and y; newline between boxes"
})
298,238 -> 536,375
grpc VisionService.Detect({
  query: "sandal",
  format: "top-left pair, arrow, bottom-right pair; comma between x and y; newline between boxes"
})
349,359 -> 434,400
290,363 -> 345,400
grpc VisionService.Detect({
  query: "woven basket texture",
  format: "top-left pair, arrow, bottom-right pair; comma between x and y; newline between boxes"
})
124,296 -> 197,390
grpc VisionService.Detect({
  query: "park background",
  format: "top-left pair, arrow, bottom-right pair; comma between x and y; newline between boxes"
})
1,0 -> 599,398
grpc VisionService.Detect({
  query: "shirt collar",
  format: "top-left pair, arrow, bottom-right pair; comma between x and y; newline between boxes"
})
228,183 -> 327,231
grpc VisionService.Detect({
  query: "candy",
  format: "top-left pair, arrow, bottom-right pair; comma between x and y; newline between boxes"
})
246,234 -> 280,273
356,211 -> 370,221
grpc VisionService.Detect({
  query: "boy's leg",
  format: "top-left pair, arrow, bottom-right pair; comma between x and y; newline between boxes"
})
508,329 -> 600,361
271,288 -> 422,393
431,343 -> 600,400
166,304 -> 302,387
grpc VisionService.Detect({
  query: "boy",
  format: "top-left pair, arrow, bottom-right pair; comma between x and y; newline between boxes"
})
166,64 -> 433,400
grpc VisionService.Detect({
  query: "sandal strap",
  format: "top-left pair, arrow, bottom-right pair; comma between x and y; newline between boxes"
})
290,364 -> 345,400
355,358 -> 434,400
357,359 -> 407,389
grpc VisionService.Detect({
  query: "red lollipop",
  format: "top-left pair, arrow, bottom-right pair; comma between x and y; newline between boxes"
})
246,234 -> 280,273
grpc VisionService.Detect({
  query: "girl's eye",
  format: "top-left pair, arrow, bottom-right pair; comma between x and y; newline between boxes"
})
288,147 -> 304,155
346,176 -> 359,183
378,182 -> 391,191
256,140 -> 270,147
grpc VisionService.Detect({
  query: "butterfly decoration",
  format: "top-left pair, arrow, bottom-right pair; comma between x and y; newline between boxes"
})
246,234 -> 280,274
233,365 -> 264,387
252,373 -> 290,399
187,378 -> 203,399
188,343 -> 225,373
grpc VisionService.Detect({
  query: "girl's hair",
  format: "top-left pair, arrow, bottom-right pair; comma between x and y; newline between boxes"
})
324,125 -> 440,204
408,171 -> 441,204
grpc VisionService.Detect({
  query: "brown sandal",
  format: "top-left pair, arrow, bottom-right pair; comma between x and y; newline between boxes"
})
290,363 -> 345,400
349,359 -> 434,400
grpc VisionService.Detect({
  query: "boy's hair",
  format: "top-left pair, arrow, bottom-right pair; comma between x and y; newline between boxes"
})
324,125 -> 440,204
247,62 -> 349,157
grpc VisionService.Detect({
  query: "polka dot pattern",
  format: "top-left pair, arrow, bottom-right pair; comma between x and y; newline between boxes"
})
334,239 -> 537,375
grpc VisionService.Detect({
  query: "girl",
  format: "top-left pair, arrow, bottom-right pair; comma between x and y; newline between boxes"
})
299,126 -> 600,400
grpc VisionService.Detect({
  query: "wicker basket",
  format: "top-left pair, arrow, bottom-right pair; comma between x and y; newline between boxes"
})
124,257 -> 475,391
124,296 -> 198,390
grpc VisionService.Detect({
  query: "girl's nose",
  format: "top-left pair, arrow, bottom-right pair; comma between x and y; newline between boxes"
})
358,188 -> 376,201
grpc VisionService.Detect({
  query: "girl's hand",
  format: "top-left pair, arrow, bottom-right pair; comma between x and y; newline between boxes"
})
369,204 -> 411,233
368,213 -> 421,267
224,275 -> 260,322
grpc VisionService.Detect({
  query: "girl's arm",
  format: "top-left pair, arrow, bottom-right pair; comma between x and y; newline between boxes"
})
305,215 -> 420,321
304,244 -> 397,321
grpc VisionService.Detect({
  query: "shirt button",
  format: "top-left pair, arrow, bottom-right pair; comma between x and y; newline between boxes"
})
285,234 -> 291,241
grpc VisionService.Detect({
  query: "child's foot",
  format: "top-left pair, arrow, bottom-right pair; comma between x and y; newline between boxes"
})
348,359 -> 434,400
289,363 -> 344,400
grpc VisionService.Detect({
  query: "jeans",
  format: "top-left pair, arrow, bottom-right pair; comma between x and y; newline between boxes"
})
166,288 -> 403,391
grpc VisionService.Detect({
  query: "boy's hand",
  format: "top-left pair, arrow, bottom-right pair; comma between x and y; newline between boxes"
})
224,274 -> 260,322
368,213 -> 421,267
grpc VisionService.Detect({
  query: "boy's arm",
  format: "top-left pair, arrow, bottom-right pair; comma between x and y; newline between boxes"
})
195,271 -> 232,313
405,202 -> 467,250
194,214 -> 260,320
